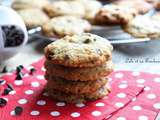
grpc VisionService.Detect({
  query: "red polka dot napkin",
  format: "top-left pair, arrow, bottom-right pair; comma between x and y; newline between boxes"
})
0,58 -> 159,120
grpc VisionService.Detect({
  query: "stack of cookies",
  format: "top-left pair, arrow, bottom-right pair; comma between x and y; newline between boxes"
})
44,33 -> 114,103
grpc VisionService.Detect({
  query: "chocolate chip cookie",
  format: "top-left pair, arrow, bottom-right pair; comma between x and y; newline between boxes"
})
95,4 -> 137,25
113,0 -> 153,14
46,83 -> 110,103
12,0 -> 49,10
17,8 -> 49,28
123,16 -> 160,38
45,75 -> 108,94
42,16 -> 91,37
45,60 -> 114,81
44,33 -> 113,68
43,1 -> 85,18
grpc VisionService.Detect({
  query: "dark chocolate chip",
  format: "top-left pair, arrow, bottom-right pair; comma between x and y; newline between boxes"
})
3,88 -> 12,95
30,68 -> 36,75
15,72 -> 23,80
14,106 -> 23,115
1,66 -> 8,73
0,98 -> 7,107
0,80 -> 5,85
83,39 -> 91,44
7,83 -> 14,91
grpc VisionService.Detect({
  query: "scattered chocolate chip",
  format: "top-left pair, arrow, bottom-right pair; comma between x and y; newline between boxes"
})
14,106 -> 23,115
30,68 -> 36,75
2,25 -> 24,47
15,72 -> 23,80
0,98 -> 7,107
19,65 -> 24,69
3,88 -> 12,95
7,83 -> 14,91
0,80 -> 5,85
1,66 -> 8,73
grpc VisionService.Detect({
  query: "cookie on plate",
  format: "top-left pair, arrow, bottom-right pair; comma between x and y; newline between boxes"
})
17,8 -> 49,28
45,75 -> 108,94
113,0 -> 153,14
123,16 -> 160,38
45,60 -> 114,81
44,33 -> 113,68
95,4 -> 137,25
12,0 -> 49,10
43,1 -> 85,18
42,16 -> 91,37
46,83 -> 110,103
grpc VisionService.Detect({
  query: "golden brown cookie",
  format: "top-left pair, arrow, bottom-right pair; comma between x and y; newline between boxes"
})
45,60 -> 114,81
113,0 -> 153,14
95,4 -> 137,25
46,83 -> 110,103
154,0 -> 160,10
12,0 -> 49,10
44,33 -> 113,68
123,16 -> 160,38
42,16 -> 91,37
45,75 -> 108,94
17,8 -> 49,28
43,1 -> 85,18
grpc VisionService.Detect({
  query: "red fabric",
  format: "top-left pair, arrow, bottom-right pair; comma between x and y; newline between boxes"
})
0,58 -> 159,120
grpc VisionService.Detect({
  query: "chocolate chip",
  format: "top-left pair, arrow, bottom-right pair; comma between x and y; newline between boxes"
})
1,66 -> 8,73
3,88 -> 12,95
64,55 -> 70,60
83,39 -> 91,44
0,80 -> 5,85
15,72 -> 23,80
0,98 -> 7,107
16,65 -> 24,74
30,68 -> 36,75
7,83 -> 14,91
14,106 -> 23,115
2,25 -> 24,47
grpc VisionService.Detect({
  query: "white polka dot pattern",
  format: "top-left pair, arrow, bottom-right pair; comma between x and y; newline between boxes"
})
115,73 -> 124,78
138,115 -> 148,120
91,111 -> 102,116
30,110 -> 40,116
31,82 -> 40,87
56,102 -> 66,107
37,100 -> 46,106
117,93 -> 126,98
18,98 -> 28,104
117,117 -> 126,120
25,90 -> 34,95
14,80 -> 23,86
132,106 -> 142,111
50,111 -> 60,117
71,112 -> 80,117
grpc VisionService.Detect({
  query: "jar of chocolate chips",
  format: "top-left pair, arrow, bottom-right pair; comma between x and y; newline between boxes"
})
0,6 -> 28,61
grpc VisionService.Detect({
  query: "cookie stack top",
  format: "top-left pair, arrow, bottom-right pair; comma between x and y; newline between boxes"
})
45,33 -> 113,68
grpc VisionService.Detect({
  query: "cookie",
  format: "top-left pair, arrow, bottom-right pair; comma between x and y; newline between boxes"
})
154,0 -> 160,10
45,60 -> 114,81
12,0 -> 49,10
44,33 -> 113,68
45,75 -> 108,94
113,0 -> 153,14
123,16 -> 160,38
78,0 -> 102,23
95,4 -> 137,25
17,8 -> 49,29
46,83 -> 110,103
43,1 -> 85,18
42,16 -> 91,37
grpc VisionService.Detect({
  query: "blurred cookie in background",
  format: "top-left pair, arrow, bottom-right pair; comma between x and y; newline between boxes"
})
43,1 -> 85,18
123,16 -> 160,39
17,8 -> 49,29
77,0 -> 102,23
95,4 -> 137,25
113,0 -> 153,14
12,0 -> 49,10
42,16 -> 91,37
154,0 -> 160,10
